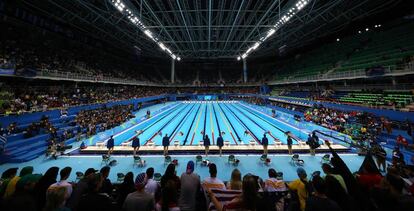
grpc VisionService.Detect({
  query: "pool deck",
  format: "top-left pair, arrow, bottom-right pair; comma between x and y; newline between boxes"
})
80,143 -> 349,154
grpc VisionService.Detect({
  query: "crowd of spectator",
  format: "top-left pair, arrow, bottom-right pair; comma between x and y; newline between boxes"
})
0,80 -> 259,116
0,141 -> 413,211
75,105 -> 134,138
0,104 -> 137,156
302,104 -> 414,150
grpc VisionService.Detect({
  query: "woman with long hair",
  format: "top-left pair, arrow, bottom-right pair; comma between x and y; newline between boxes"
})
116,172 -> 135,207
226,169 -> 242,190
161,164 -> 180,190
156,180 -> 180,211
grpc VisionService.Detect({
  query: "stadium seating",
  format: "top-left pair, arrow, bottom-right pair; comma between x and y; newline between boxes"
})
339,91 -> 414,107
336,22 -> 414,73
273,21 -> 414,81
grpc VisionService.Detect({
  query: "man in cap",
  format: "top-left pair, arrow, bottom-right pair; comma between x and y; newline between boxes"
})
179,161 -> 200,211
123,173 -> 155,211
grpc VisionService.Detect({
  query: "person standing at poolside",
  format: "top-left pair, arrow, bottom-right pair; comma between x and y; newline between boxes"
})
204,135 -> 211,157
262,134 -> 269,155
131,135 -> 140,156
217,134 -> 224,157
287,135 -> 293,155
107,135 -> 114,156
162,133 -> 169,156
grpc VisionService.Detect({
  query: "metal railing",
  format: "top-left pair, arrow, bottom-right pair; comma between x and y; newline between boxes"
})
37,69 -> 158,86
269,65 -> 414,85
36,69 -> 261,87
14,62 -> 414,87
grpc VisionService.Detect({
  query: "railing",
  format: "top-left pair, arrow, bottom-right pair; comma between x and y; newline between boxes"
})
36,69 -> 261,87
14,63 -> 414,87
37,69 -> 158,86
269,65 -> 414,85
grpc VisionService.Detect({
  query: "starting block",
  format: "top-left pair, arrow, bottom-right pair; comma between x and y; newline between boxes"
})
298,141 -> 307,146
174,140 -> 180,147
274,141 -> 282,147
96,142 -> 105,148
147,141 -> 155,147
249,140 -> 256,146
224,141 -> 230,147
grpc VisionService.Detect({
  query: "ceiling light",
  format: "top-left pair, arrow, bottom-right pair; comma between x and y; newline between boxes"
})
177,57 -> 181,61
158,42 -> 166,51
237,56 -> 241,61
252,42 -> 260,50
110,0 -> 179,60
237,0 -> 312,59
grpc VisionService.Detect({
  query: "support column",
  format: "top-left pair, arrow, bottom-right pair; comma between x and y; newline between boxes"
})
243,58 -> 248,83
171,58 -> 175,84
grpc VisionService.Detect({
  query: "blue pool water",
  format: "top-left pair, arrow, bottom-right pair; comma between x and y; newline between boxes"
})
93,101 -> 352,147
0,154 -> 364,183
1,101 -> 364,183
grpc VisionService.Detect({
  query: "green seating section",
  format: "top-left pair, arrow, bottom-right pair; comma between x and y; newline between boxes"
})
339,91 -> 414,108
274,34 -> 364,80
336,22 -> 414,72
273,21 -> 414,80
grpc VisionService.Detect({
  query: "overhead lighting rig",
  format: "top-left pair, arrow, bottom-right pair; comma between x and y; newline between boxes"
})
109,0 -> 181,60
237,0 -> 311,60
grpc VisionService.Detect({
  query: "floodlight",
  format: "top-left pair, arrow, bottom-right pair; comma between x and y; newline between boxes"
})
237,0 -> 312,59
252,42 -> 260,50
158,42 -> 166,51
144,30 -> 153,39
267,29 -> 276,38
237,56 -> 241,61
110,0 -> 179,60
177,57 -> 181,61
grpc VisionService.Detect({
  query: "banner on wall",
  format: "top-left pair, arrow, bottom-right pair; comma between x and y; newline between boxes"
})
0,62 -> 16,75
0,68 -> 15,75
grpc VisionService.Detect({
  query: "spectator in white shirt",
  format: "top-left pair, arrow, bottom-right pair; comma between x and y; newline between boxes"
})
203,163 -> 226,190
48,167 -> 73,201
179,161 -> 200,211
264,168 -> 287,192
144,167 -> 159,196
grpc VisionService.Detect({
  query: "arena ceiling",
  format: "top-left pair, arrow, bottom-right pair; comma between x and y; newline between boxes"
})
21,0 -> 405,60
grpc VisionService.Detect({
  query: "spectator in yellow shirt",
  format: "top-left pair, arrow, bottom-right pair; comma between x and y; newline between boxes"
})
4,166 -> 33,198
288,167 -> 310,211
